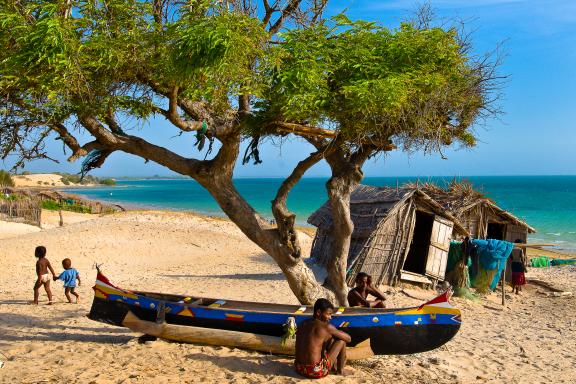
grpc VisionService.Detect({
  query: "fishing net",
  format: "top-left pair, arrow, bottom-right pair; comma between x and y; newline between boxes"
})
446,241 -> 478,300
550,258 -> 576,266
447,242 -> 472,285
531,256 -> 551,268
472,268 -> 498,294
471,239 -> 513,292
453,286 -> 479,300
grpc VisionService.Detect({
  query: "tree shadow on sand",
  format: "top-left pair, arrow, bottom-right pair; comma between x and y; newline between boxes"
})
0,311 -> 134,346
160,272 -> 285,281
183,352 -> 300,378
0,300 -> 32,305
0,330 -> 133,345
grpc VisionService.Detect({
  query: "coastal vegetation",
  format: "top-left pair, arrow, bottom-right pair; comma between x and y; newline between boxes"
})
0,170 -> 14,187
40,199 -> 92,213
0,1 -> 500,305
56,173 -> 116,186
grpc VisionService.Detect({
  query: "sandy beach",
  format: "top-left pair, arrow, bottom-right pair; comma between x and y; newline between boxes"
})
11,174 -> 73,188
1,211 -> 575,383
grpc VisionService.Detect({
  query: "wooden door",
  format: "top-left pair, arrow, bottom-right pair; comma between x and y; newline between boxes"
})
505,224 -> 527,243
425,216 -> 454,280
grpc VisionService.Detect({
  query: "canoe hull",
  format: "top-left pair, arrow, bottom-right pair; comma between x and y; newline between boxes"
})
89,279 -> 461,356
90,297 -> 459,355
120,311 -> 374,360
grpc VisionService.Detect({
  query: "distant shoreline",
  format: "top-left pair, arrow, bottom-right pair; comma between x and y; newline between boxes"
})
48,176 -> 576,255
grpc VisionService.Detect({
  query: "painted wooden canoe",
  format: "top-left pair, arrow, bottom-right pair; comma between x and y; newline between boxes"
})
88,271 -> 462,356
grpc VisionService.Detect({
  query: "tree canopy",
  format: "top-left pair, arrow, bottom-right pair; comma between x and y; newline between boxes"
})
0,1 -> 500,304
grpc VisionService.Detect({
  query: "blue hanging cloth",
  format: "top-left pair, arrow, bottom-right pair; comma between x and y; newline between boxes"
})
472,239 -> 514,290
79,150 -> 112,180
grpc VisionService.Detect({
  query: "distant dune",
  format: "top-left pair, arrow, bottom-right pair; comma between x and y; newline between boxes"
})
12,173 -> 86,187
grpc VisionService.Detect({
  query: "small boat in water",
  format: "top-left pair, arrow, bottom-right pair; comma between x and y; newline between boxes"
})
88,271 -> 462,358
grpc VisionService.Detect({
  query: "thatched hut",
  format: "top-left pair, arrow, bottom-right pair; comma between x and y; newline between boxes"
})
307,186 -> 469,287
413,182 -> 535,243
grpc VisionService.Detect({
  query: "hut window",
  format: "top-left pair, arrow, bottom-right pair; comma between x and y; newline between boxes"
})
403,211 -> 435,275
487,222 -> 506,240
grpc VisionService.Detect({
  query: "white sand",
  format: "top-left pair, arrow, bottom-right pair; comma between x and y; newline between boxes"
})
40,209 -> 101,229
11,173 -> 97,188
12,173 -> 70,188
0,211 -> 574,383
0,220 -> 41,239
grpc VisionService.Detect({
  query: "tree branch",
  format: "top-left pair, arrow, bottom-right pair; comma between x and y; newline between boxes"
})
272,149 -> 326,258
270,121 -> 396,150
159,86 -> 206,132
51,123 -> 91,161
136,74 -> 233,137
104,107 -> 125,135
261,0 -> 275,27
269,0 -> 303,34
310,0 -> 328,24
77,115 -> 202,177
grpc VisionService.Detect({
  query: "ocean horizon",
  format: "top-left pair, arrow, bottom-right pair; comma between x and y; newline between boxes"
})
63,175 -> 576,253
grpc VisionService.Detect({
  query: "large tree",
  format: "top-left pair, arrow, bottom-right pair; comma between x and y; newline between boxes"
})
0,1 -> 499,305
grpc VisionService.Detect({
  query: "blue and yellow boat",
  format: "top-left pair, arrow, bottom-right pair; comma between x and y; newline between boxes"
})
89,271 -> 461,358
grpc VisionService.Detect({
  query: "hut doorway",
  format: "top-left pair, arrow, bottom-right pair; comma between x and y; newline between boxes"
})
487,222 -> 506,240
403,211 -> 435,275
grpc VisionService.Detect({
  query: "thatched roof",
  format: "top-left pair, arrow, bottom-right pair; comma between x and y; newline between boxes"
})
407,181 -> 536,233
307,185 -> 469,237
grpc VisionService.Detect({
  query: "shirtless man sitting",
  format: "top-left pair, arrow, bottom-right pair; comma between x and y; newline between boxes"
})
347,272 -> 386,308
294,298 -> 351,379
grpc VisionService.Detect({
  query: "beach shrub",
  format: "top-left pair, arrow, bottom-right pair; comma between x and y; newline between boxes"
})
41,200 -> 61,210
100,178 -> 116,186
0,193 -> 18,201
61,174 -> 81,185
60,173 -> 115,186
62,203 -> 91,213
0,170 -> 14,187
41,199 -> 91,213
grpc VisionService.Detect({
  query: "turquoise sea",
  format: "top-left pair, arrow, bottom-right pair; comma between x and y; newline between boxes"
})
63,176 -> 576,253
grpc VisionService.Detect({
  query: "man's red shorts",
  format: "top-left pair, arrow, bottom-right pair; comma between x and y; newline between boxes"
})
295,356 -> 332,379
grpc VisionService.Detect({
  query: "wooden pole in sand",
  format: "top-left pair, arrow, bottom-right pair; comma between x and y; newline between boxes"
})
501,262 -> 506,306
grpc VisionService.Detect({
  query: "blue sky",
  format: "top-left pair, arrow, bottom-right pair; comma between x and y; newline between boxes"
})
5,0 -> 575,177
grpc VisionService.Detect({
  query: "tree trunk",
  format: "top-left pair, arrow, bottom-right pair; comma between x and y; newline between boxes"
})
322,146 -> 373,306
200,175 -> 332,304
323,175 -> 356,306
191,138 -> 333,305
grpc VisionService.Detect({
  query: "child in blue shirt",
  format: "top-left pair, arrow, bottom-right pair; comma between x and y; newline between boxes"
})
54,258 -> 81,303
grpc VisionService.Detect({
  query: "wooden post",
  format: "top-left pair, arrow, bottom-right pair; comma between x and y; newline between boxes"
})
501,262 -> 506,306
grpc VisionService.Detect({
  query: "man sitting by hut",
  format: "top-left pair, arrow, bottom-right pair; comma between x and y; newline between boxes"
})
348,272 -> 387,308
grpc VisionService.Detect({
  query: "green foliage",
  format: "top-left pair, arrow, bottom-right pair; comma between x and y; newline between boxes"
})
41,200 -> 61,210
254,17 -> 488,149
61,174 -> 81,184
41,199 -> 91,213
59,173 -> 114,185
100,178 -> 116,186
0,193 -> 18,201
0,170 -> 14,187
1,2 -> 496,167
0,1 -> 272,130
